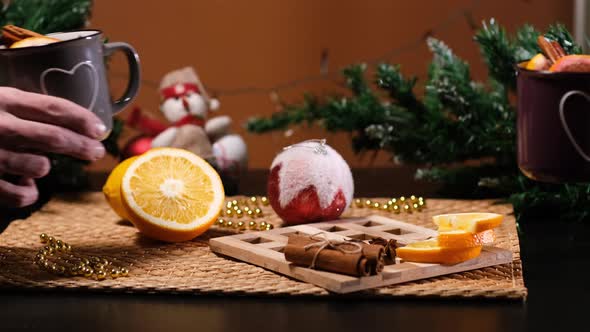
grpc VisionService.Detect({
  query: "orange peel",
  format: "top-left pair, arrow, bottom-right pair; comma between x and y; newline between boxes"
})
437,229 -> 495,248
433,212 -> 503,233
396,239 -> 482,265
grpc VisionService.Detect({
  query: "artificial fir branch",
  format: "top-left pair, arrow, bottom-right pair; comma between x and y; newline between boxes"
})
247,19 -> 590,223
545,23 -> 583,55
0,0 -> 93,34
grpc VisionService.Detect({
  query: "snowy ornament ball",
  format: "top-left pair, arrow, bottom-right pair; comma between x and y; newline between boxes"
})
267,139 -> 354,225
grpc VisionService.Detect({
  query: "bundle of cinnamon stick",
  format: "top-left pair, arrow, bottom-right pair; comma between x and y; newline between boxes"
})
537,36 -> 566,65
284,234 -> 397,277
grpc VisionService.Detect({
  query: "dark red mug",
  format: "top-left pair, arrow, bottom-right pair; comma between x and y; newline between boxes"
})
517,65 -> 590,183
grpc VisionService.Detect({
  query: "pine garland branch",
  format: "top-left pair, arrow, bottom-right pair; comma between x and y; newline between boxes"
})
545,23 -> 583,55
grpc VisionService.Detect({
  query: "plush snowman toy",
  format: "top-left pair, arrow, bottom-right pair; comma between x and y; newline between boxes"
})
151,67 -> 248,175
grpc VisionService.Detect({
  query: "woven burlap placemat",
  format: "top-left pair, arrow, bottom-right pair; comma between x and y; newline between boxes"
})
0,193 -> 526,300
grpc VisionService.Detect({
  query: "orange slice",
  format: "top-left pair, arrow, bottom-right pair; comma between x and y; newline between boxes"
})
437,229 -> 495,248
396,239 -> 482,265
10,36 -> 60,48
549,55 -> 590,73
121,148 -> 225,242
433,212 -> 503,233
525,53 -> 550,71
102,156 -> 138,221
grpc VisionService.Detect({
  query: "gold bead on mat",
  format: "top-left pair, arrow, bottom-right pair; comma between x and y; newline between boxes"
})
36,234 -> 129,281
120,268 -> 129,277
255,208 -> 263,217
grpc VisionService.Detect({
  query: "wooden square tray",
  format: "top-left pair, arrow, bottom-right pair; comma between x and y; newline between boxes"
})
209,215 -> 513,293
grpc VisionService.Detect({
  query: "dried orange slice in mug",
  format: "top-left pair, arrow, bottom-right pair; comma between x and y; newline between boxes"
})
121,148 -> 224,242
10,36 -> 60,48
549,54 -> 590,72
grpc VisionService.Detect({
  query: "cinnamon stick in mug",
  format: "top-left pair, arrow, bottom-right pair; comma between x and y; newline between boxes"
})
284,234 -> 370,277
1,25 -> 43,46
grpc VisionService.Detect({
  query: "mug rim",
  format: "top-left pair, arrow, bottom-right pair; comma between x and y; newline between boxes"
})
0,29 -> 102,53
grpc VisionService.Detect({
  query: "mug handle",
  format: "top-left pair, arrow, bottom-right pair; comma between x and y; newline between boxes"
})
559,90 -> 590,162
103,42 -> 141,114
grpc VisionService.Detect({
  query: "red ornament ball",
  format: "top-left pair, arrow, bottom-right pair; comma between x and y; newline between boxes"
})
267,140 -> 354,225
122,135 -> 153,159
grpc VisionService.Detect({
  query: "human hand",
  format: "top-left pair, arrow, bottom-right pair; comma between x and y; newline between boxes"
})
0,87 -> 107,207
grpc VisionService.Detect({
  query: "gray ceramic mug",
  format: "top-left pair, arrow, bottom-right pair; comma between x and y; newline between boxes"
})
0,30 -> 141,139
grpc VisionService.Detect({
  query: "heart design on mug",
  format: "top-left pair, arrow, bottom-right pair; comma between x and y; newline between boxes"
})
40,61 -> 99,111
559,90 -> 590,162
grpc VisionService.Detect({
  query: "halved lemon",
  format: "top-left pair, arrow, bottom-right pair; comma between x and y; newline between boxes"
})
102,156 -> 138,221
10,36 -> 60,48
121,148 -> 224,242
437,229 -> 495,248
433,212 -> 503,233
396,239 -> 482,265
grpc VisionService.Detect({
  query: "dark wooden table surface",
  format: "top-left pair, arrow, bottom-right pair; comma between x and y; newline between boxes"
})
1,168 -> 588,332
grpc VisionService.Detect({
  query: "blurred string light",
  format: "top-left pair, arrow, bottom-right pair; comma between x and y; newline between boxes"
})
113,0 -> 483,98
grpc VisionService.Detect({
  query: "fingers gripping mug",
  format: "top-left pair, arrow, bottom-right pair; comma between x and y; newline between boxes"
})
0,30 -> 141,139
517,66 -> 590,183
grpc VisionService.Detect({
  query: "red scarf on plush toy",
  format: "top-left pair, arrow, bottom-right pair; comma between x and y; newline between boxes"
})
173,115 -> 205,128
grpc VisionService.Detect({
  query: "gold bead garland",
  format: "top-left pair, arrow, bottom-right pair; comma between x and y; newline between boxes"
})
216,195 -> 425,232
353,195 -> 426,214
216,196 -> 274,231
35,234 -> 129,280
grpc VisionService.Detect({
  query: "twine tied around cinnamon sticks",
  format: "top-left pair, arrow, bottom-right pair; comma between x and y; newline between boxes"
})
304,233 -> 363,269
284,233 -> 395,277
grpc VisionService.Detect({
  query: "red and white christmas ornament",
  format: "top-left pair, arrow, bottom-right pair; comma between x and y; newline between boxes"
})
267,139 -> 354,225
